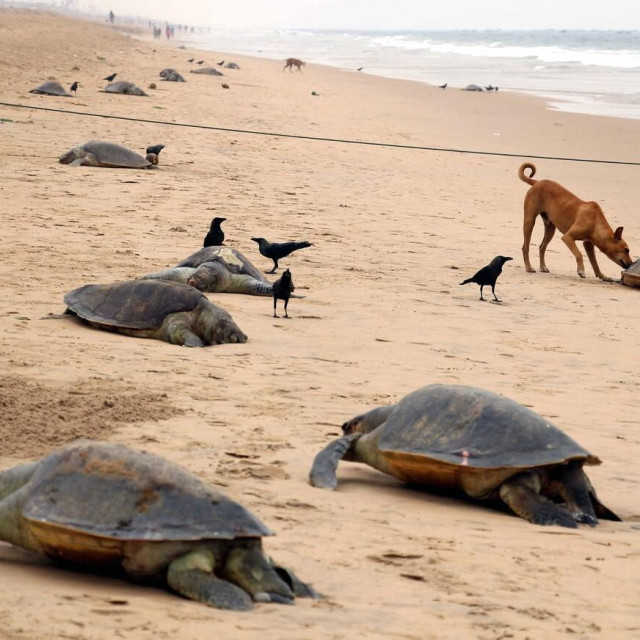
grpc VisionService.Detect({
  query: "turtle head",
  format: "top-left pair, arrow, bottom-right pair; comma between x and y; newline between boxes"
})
342,404 -> 396,435
146,152 -> 159,165
59,146 -> 84,164
197,305 -> 247,345
187,260 -> 228,292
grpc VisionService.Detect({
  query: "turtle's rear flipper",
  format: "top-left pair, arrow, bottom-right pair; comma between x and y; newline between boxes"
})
167,550 -> 253,610
309,434 -> 360,490
499,472 -> 577,528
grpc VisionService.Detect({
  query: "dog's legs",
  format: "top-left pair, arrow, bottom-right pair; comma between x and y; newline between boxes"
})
522,205 -> 538,273
583,241 -> 611,281
538,217 -> 557,273
561,232 -> 587,278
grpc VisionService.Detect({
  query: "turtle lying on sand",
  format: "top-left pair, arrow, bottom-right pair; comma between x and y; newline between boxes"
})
622,258 -> 640,288
190,67 -> 224,76
103,81 -> 148,96
29,81 -> 71,97
160,70 -> 186,82
176,246 -> 266,280
141,257 -> 273,296
310,384 -> 621,528
64,279 -> 247,346
0,440 -> 316,610
59,141 -> 157,168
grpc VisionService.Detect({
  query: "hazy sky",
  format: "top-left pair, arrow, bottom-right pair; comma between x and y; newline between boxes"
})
83,0 -> 640,30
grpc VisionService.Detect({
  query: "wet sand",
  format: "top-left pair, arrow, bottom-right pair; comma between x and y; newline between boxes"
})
0,9 -> 639,640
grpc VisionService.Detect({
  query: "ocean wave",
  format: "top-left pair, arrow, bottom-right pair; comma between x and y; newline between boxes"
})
367,35 -> 640,69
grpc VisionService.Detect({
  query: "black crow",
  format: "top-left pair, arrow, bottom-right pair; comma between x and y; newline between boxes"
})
273,269 -> 294,318
146,144 -> 165,156
70,81 -> 79,95
460,256 -> 513,301
187,57 -> 194,63
103,73 -> 117,82
221,83 -> 230,89
439,82 -> 447,89
203,217 -> 226,247
217,60 -> 225,66
251,237 -> 312,274
197,60 -> 205,65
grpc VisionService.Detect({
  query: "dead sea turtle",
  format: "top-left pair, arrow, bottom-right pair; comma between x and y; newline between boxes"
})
0,440 -> 315,609
64,279 -> 247,346
310,384 -> 621,528
29,81 -> 71,97
622,258 -> 640,288
103,81 -> 148,96
190,67 -> 224,76
177,246 -> 268,282
141,257 -> 273,296
462,84 -> 484,91
59,141 -> 156,168
162,71 -> 186,82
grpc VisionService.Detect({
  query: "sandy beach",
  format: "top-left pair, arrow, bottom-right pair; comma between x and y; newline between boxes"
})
0,9 -> 639,639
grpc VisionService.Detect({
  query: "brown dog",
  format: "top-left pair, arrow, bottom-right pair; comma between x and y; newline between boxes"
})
283,57 -> 305,72
519,163 -> 633,280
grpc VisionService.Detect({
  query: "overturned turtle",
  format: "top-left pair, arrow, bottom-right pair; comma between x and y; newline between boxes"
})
141,257 -> 273,296
103,81 -> 148,96
64,279 -> 247,346
29,81 -> 71,97
190,67 -> 223,76
622,258 -> 640,288
310,384 -> 621,528
59,141 -> 157,168
177,246 -> 267,280
0,440 -> 315,610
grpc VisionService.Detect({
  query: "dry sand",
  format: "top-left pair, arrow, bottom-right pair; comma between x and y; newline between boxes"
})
0,9 -> 639,640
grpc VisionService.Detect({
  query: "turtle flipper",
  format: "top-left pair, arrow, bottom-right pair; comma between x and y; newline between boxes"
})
309,434 -> 360,489
547,463 -> 600,525
499,472 -> 577,528
167,550 -> 253,610
0,484 -> 44,553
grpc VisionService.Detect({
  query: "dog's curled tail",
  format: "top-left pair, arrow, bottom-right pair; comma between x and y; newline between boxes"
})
518,162 -> 537,185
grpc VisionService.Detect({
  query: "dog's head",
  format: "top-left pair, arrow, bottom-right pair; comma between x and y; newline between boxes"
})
607,226 -> 634,269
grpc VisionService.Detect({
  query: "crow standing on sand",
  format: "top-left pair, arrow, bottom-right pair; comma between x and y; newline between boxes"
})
439,82 -> 447,89
251,237 -> 312,274
187,57 -> 194,63
146,144 -> 165,157
70,81 -> 79,95
203,217 -> 226,247
460,256 -> 513,302
273,269 -> 294,318
103,73 -> 117,82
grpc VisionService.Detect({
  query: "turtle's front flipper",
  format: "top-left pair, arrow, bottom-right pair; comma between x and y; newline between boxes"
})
499,472 -> 577,528
167,549 -> 253,610
0,461 -> 38,500
309,434 -> 360,490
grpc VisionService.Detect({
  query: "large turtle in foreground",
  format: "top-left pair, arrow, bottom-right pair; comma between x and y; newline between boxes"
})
64,280 -> 247,346
622,258 -> 640,288
29,81 -> 71,96
0,441 -> 316,609
310,385 -> 621,528
59,141 -> 156,168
